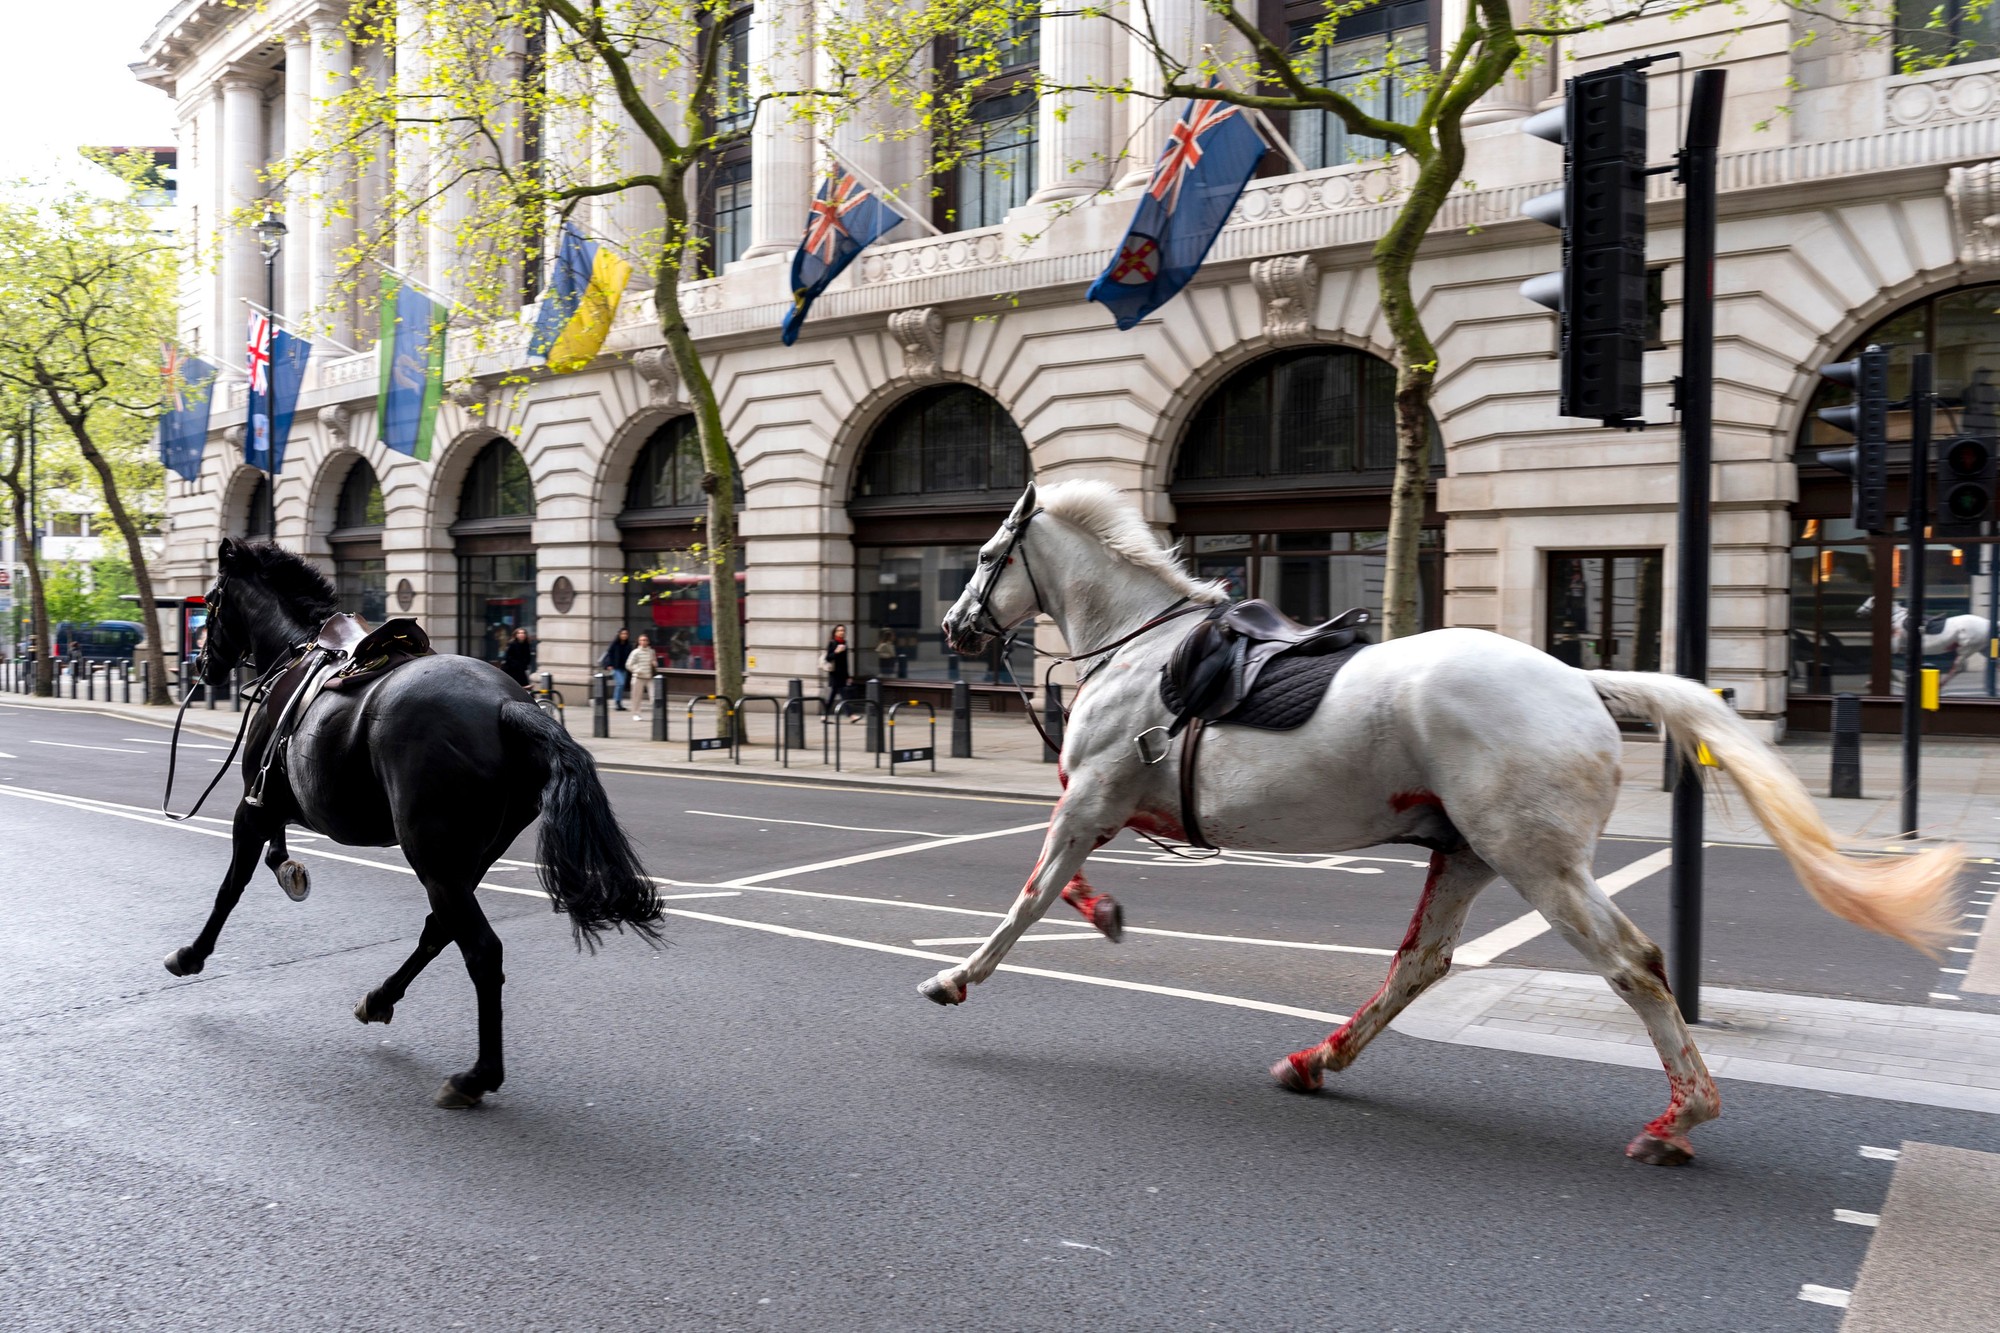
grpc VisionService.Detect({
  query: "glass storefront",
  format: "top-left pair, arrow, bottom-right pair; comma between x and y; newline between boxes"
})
335,556 -> 388,623
1546,551 -> 1665,672
621,548 -> 744,671
452,440 -> 536,664
855,543 -> 1028,684
329,459 -> 386,622
458,553 -> 536,666
1185,530 -> 1444,629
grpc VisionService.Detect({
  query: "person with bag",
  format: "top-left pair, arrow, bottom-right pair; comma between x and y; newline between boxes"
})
823,624 -> 850,716
600,627 -> 634,710
627,633 -> 659,716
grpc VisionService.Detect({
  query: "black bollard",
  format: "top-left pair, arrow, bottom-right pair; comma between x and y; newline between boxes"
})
1042,682 -> 1065,763
67,659 -> 78,699
865,678 -> 884,754
1830,691 -> 1863,799
87,663 -> 96,702
122,660 -> 131,704
951,680 -> 973,759
652,680 -> 669,742
784,678 -> 806,751
141,658 -> 151,703
591,671 -> 609,738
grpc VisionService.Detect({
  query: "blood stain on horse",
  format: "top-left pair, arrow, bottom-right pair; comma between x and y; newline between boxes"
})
1389,790 -> 1443,813
1125,810 -> 1187,842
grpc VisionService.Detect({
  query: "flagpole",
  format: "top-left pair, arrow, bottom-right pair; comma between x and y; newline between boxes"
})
824,149 -> 944,238
1244,107 -> 1308,175
240,297 -> 364,357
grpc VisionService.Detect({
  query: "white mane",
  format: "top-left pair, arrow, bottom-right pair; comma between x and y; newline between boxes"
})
1035,479 -> 1229,605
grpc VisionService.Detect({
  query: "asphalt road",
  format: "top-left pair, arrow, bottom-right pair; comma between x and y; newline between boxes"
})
3,700 -> 1995,1330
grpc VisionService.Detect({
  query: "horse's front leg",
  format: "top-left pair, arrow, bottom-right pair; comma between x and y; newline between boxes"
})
262,825 -> 311,902
920,787 -> 1125,1006
164,799 -> 273,976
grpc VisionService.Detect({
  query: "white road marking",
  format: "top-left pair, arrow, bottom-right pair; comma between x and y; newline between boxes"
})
1453,847 -> 1677,967
718,822 -> 1051,887
1834,1209 -> 1881,1227
28,740 -> 145,754
123,738 -> 231,750
1929,992 -> 1962,1002
1860,1145 -> 1903,1161
1797,1284 -> 1851,1308
0,752 -> 14,759
687,809 -> 948,838
913,932 -> 1104,946
1942,967 -> 1970,974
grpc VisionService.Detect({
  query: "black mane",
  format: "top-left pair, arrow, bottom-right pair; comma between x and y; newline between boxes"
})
239,541 -> 340,624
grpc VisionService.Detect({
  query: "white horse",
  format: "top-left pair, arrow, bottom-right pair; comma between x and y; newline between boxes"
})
1858,596 -> 1994,688
931,481 -> 1962,1165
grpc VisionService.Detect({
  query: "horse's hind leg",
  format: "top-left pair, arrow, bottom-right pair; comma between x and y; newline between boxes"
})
262,827 -> 310,902
165,800 -> 272,976
1506,860 -> 1718,1165
1273,848 -> 1495,1091
354,911 -> 453,1026
425,884 -> 506,1109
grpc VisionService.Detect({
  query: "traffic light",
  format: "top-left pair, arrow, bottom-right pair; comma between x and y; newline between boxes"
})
1935,433 -> 1996,532
1520,62 -> 1650,427
1815,344 -> 1890,534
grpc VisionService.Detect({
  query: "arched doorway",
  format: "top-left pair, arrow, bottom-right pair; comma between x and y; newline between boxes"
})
1792,285 -> 2000,732
848,384 -> 1030,688
238,473 -> 273,541
1170,347 -> 1444,631
328,458 -> 386,621
616,416 -> 744,676
450,439 -> 536,664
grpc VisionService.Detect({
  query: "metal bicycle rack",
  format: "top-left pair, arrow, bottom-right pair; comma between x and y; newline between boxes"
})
821,698 -> 880,771
733,694 -> 787,768
685,694 -> 735,761
886,699 -> 937,775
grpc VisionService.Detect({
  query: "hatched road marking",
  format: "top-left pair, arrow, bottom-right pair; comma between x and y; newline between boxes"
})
1453,847 -> 1677,967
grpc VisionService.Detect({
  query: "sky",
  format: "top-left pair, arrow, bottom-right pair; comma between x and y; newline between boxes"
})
0,1 -> 179,182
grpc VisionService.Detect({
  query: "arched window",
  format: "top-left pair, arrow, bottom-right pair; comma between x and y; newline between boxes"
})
1171,348 -> 1443,632
848,385 -> 1031,689
1791,285 -> 1999,711
241,474 -> 272,540
450,439 -> 536,663
329,458 -> 386,622
617,417 -> 745,675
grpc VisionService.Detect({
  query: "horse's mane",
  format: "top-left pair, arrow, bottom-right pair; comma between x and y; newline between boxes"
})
238,541 -> 339,624
1036,480 -> 1229,605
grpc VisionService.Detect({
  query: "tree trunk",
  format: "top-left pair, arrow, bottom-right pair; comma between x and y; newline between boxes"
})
1,446 -> 53,695
51,403 -> 172,705
655,168 -> 743,707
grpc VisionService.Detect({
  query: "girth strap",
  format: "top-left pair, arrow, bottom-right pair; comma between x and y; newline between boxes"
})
1178,717 -> 1216,851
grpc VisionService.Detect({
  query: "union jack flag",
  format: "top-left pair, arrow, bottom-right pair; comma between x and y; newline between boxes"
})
246,313 -> 272,393
804,173 -> 870,263
162,341 -> 185,411
1147,100 -> 1241,212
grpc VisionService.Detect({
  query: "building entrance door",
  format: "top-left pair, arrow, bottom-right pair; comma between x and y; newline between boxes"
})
1546,551 -> 1664,671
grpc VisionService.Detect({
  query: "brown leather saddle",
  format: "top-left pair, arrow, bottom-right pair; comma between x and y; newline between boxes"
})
246,614 -> 435,807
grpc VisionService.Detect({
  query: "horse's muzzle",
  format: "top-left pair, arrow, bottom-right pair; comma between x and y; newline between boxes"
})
941,617 -> 992,657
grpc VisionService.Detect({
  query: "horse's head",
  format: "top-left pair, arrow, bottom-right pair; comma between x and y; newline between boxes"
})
200,538 -> 337,683
942,483 -> 1041,655
197,539 -> 257,685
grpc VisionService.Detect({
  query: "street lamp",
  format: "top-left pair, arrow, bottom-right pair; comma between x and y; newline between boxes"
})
252,211 -> 286,542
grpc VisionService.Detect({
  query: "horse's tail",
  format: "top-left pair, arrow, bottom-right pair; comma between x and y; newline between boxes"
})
1586,670 -> 1962,955
499,700 -> 664,951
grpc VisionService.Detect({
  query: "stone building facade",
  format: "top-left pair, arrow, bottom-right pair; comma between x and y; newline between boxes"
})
133,0 -> 2000,735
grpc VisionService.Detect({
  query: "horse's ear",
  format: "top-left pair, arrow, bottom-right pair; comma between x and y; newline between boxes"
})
217,537 -> 237,568
1008,482 -> 1037,525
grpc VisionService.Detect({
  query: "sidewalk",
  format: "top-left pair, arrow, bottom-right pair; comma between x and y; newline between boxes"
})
9,689 -> 2000,854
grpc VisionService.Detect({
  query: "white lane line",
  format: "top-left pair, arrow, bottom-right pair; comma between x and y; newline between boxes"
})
124,738 -> 232,750
1930,992 -> 1963,1002
28,739 -> 145,754
913,932 -> 1104,946
660,907 -> 1350,1027
1834,1209 -> 1881,1227
1797,1285 -> 1851,1309
1860,1145 -> 1903,1161
687,809 -> 949,839
0,752 -> 14,759
718,821 -> 1051,887
1454,847 -> 1676,967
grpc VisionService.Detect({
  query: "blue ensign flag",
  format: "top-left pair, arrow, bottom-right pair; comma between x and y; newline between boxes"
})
781,171 -> 903,346
158,349 -> 216,483
1087,98 -> 1267,330
243,319 -> 312,473
265,330 -> 311,472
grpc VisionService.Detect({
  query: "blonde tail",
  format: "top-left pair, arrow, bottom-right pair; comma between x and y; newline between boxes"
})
1587,671 -> 1963,956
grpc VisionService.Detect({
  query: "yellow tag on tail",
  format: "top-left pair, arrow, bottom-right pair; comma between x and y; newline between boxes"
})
1696,742 -> 1715,767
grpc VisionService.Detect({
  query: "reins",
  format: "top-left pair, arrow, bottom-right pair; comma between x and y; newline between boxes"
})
160,579 -> 304,823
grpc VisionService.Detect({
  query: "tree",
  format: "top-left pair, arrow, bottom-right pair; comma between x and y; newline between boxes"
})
0,157 -> 174,703
0,401 -> 55,696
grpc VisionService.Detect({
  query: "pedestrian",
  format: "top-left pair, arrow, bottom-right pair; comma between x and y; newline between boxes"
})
823,623 -> 850,715
501,627 -> 534,687
627,632 -> 658,715
600,627 -> 634,711
874,626 -> 898,679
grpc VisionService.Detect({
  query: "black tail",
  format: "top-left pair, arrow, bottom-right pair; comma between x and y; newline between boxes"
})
499,701 -> 664,951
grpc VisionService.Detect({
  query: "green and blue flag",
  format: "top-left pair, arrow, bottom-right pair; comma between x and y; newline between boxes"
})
376,272 -> 448,461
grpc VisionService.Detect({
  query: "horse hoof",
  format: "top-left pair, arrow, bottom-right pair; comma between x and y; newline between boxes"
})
163,948 -> 202,977
1089,895 -> 1124,942
919,974 -> 967,1006
277,860 -> 310,903
434,1075 -> 484,1109
1271,1052 -> 1323,1093
1625,1131 -> 1695,1166
354,993 -> 394,1025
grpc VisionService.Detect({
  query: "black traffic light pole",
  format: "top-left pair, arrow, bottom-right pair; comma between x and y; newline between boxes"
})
1902,354 -> 1932,839
1669,68 -> 1727,1024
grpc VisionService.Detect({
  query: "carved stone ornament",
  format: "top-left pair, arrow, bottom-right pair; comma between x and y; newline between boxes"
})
889,307 -> 946,381
1249,255 -> 1322,341
1948,160 -> 2000,265
222,424 -> 245,451
319,401 -> 351,449
633,348 -> 680,407
394,578 -> 415,613
550,575 -> 576,614
448,379 -> 490,416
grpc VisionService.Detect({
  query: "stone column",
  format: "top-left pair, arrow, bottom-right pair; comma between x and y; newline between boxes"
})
393,0 -> 430,282
593,38 -> 664,283
1030,3 -> 1116,202
1117,0 -> 1200,188
1460,0 -> 1548,125
283,32 -> 313,322
308,8 -> 358,344
742,0 -> 816,260
219,72 -> 268,349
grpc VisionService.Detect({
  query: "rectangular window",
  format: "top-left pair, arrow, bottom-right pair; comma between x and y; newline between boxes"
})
713,11 -> 754,133
856,544 -> 1030,685
1290,0 -> 1431,170
1546,551 -> 1665,673
952,91 -> 1037,230
1645,266 -> 1668,350
1896,0 -> 2000,68
711,159 -> 753,269
456,553 -> 537,663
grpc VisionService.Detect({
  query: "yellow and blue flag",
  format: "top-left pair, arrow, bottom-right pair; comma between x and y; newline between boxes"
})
531,221 -> 632,372
1087,97 -> 1267,330
781,171 -> 902,346
376,271 -> 448,461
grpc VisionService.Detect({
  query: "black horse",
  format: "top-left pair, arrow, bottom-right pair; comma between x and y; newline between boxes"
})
166,538 -> 662,1107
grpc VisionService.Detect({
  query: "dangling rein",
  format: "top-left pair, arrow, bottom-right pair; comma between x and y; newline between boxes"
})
159,651 -> 299,823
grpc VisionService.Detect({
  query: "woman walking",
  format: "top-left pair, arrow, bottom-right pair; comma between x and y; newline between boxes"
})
627,633 -> 659,715
823,624 -> 850,715
501,627 -> 534,687
600,627 -> 634,711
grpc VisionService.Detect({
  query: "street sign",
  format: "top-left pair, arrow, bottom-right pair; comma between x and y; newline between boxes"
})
689,736 -> 730,751
891,746 -> 933,765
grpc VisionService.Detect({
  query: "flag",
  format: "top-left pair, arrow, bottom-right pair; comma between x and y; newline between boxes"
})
255,329 -> 312,472
1086,97 -> 1268,331
244,311 -> 271,467
158,346 -> 216,483
780,170 -> 903,346
375,271 -> 448,461
530,221 -> 632,372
